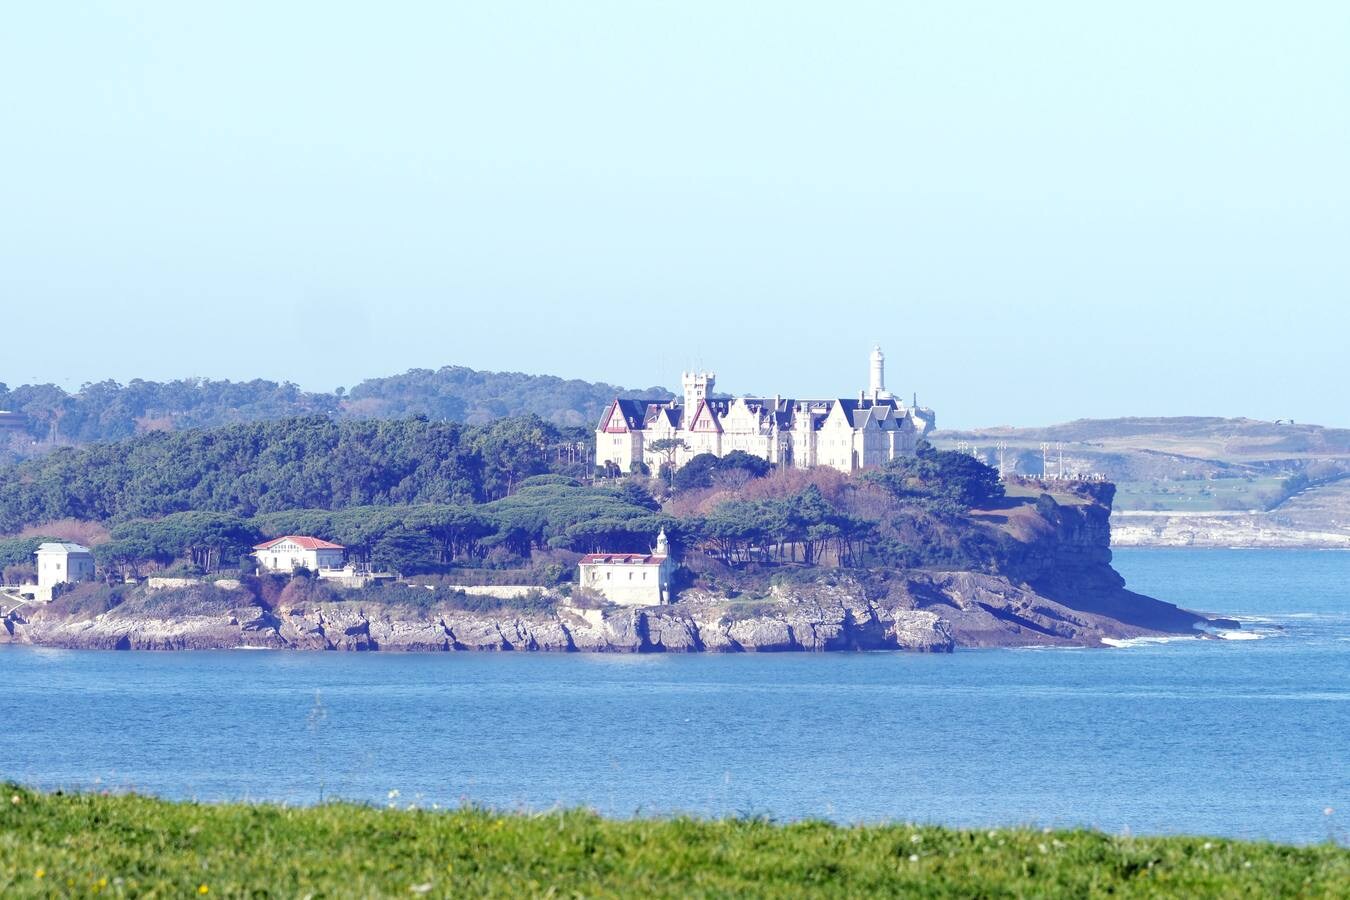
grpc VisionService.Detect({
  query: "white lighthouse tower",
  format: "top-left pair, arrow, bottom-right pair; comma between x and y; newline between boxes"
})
868,345 -> 892,401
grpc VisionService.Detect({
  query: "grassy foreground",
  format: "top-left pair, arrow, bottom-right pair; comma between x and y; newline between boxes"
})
1,786 -> 1346,897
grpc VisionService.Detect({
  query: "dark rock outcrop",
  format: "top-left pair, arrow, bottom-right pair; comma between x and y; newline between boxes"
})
996,483 -> 1210,635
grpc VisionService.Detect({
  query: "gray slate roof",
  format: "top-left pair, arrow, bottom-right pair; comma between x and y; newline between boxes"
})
36,542 -> 93,555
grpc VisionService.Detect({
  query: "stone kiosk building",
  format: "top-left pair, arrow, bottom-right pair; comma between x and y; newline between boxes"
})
578,529 -> 673,606
597,347 -> 936,476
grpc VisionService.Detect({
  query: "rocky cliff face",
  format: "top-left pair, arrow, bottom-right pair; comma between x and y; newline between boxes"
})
999,483 -> 1119,587
996,483 -> 1225,634
2,566 -> 1213,654
1,580 -> 954,653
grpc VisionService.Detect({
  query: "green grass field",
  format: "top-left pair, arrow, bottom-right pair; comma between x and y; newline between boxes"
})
1111,478 -> 1287,512
1,786 -> 1346,897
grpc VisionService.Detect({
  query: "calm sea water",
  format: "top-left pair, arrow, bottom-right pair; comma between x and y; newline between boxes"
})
2,550 -> 1347,843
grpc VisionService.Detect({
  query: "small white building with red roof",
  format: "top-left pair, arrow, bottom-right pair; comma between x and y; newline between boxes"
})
253,536 -> 346,574
577,529 -> 673,606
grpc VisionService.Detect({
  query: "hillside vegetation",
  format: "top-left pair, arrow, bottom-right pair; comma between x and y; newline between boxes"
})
0,366 -> 670,458
0,786 -> 1345,897
0,414 -> 1029,597
943,416 -> 1350,458
0,416 -> 573,531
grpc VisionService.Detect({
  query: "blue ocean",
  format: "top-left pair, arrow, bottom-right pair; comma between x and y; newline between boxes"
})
3,549 -> 1347,844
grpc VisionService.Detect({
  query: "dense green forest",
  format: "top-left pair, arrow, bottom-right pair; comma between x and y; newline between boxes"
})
0,415 -> 588,531
0,409 -> 1013,587
0,366 -> 671,453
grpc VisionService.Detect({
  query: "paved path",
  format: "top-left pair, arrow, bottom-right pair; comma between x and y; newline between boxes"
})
0,588 -> 37,618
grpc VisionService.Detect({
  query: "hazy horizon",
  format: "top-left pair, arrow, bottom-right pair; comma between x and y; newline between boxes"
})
3,2 -> 1347,430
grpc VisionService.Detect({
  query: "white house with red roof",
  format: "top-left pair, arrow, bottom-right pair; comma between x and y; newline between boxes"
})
596,347 -> 936,476
253,536 -> 346,574
577,529 -> 673,606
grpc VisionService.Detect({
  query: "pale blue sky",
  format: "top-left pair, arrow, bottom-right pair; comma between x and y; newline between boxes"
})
2,2 -> 1346,428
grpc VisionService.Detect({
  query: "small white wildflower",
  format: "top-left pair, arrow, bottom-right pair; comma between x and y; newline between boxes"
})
1042,826 -> 1052,834
910,834 -> 922,844
1244,861 -> 1252,869
987,830 -> 997,838
1038,843 -> 1048,854
908,854 -> 919,863
388,790 -> 400,800
409,883 -> 433,894
1203,842 -> 1214,850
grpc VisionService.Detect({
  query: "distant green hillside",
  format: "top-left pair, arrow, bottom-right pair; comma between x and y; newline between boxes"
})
934,417 -> 1350,513
0,367 -> 671,457
342,366 -> 671,427
940,417 -> 1350,460
1,786 -> 1345,898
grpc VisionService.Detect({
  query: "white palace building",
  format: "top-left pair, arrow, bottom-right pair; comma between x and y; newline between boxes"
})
596,347 -> 936,475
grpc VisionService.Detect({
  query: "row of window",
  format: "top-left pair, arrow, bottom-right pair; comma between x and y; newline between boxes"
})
41,560 -> 92,571
588,570 -> 652,581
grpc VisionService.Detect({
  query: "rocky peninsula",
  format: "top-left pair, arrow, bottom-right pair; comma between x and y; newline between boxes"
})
2,482 -> 1232,653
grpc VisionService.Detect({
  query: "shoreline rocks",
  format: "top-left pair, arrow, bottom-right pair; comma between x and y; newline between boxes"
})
1,569 -> 1215,654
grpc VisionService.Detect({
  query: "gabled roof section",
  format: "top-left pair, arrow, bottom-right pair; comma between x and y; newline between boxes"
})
254,535 -> 345,551
687,400 -> 723,434
598,398 -> 648,433
820,400 -> 857,429
36,542 -> 92,555
643,403 -> 682,430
